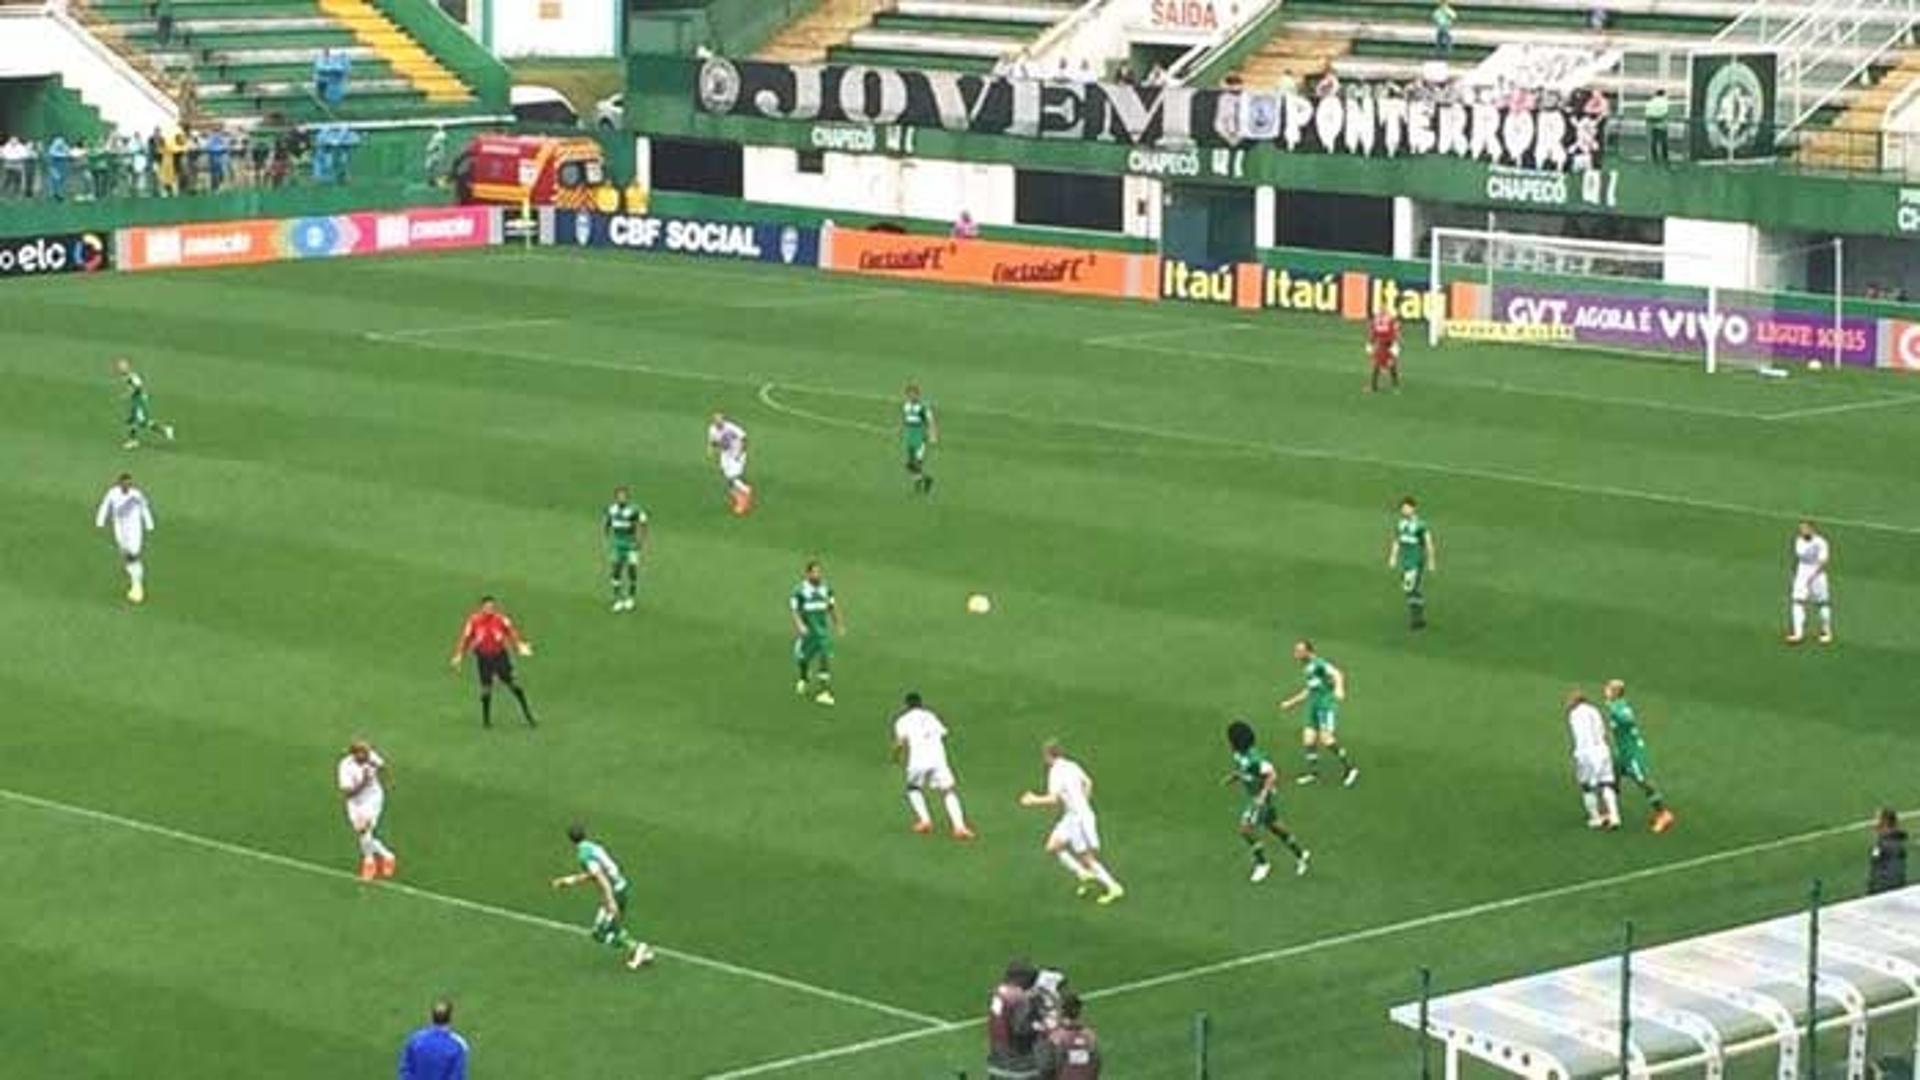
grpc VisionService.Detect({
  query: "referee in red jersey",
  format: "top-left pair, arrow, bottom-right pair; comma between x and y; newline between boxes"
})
449,596 -> 537,728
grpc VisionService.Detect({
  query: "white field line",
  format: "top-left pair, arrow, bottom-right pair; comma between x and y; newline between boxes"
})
702,1020 -> 976,1080
371,317 -> 562,340
756,382 -> 892,435
698,808 -> 1904,1079
362,332 -> 1920,538
1758,394 -> 1920,421
0,786 -> 950,1030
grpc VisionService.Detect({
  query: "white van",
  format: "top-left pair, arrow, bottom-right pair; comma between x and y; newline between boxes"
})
510,84 -> 580,128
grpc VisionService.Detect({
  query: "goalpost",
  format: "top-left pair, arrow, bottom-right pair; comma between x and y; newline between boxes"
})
1427,227 -> 1847,373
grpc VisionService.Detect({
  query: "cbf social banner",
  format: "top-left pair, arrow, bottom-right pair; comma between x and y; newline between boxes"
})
552,210 -> 822,267
695,58 -> 1606,168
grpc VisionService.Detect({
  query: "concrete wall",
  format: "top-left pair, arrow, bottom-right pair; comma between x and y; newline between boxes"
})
472,0 -> 618,58
0,9 -> 177,136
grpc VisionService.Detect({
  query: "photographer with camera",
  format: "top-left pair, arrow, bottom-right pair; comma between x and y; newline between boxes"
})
1038,993 -> 1101,1079
987,959 -> 1048,1079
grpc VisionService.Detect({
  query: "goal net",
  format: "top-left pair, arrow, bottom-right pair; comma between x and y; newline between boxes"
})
1427,228 -> 1850,372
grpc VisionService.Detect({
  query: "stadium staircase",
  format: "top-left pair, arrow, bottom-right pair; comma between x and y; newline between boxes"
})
759,0 -> 1083,73
1225,0 -> 1898,161
1794,45 -> 1920,170
75,0 -> 493,127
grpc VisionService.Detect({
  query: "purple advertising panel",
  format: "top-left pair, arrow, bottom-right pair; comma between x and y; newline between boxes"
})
1494,287 -> 1878,367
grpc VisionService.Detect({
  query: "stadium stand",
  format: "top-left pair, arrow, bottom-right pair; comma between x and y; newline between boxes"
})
1223,0 -> 1910,166
76,0 -> 494,126
758,0 -> 1083,73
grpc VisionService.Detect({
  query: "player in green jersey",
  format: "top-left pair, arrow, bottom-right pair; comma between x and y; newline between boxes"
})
1387,496 -> 1436,630
790,560 -> 844,706
1224,720 -> 1311,882
1279,639 -> 1358,786
1602,679 -> 1676,833
115,357 -> 175,450
901,383 -> 938,495
602,486 -> 650,612
550,823 -> 653,970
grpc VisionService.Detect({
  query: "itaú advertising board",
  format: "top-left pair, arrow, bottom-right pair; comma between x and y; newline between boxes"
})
118,206 -> 500,272
821,226 -> 1159,301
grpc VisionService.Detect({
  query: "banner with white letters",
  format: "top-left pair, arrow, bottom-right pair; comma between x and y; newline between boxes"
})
695,60 -> 1607,169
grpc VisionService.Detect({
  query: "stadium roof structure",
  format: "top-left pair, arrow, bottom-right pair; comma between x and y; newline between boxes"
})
1389,885 -> 1920,1079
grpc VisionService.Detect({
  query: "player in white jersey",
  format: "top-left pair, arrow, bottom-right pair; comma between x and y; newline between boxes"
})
1565,689 -> 1620,830
706,411 -> 754,515
1020,740 -> 1125,904
94,473 -> 154,603
891,691 -> 974,840
337,740 -> 397,880
1786,520 -> 1833,645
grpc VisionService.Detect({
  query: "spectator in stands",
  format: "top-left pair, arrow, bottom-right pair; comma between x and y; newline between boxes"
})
952,209 -> 980,239
45,134 -> 69,201
1114,61 -> 1135,85
1077,58 -> 1097,84
1645,88 -> 1672,165
1869,809 -> 1908,895
1037,993 -> 1101,1078
124,132 -> 147,196
151,0 -> 174,47
0,135 -> 28,198
1313,61 -> 1340,100
1588,2 -> 1608,29
397,999 -> 469,1080
987,959 -> 1044,1080
206,127 -> 229,191
1583,89 -> 1610,121
1432,0 -> 1457,54
164,127 -> 189,195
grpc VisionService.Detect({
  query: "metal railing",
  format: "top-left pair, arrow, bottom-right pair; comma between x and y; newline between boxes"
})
1757,0 -> 1920,135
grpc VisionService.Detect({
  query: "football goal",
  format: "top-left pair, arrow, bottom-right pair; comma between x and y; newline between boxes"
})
1427,228 -> 1848,373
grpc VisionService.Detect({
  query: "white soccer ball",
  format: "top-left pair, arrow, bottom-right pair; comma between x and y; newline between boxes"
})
966,594 -> 993,615
1809,360 -> 1825,371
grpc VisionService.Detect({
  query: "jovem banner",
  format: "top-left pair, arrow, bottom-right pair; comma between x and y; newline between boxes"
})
1689,51 -> 1776,161
697,59 -> 1607,167
0,231 -> 109,279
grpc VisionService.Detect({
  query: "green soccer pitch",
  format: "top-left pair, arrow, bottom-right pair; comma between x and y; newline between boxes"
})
3,247 -> 1918,1078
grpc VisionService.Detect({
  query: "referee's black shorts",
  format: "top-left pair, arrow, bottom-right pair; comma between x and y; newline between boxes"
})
476,649 -> 514,687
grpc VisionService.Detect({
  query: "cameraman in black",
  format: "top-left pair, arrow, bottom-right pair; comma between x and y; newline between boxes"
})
1870,808 -> 1908,895
987,959 -> 1046,1079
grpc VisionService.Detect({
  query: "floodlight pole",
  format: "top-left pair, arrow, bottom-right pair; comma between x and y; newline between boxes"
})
1806,878 -> 1822,1079
1619,921 -> 1634,1079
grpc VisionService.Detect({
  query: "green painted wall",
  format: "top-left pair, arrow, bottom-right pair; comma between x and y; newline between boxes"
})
627,0 -> 818,58
0,76 -> 109,143
647,189 -> 1153,251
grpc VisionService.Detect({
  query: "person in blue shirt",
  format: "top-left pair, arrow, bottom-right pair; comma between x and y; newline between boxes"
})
398,999 -> 468,1080
45,134 -> 69,200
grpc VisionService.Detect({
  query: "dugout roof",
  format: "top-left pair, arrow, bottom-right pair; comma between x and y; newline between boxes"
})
1388,884 -> 1920,1079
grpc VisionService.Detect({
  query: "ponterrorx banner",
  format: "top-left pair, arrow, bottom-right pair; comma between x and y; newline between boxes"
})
695,59 -> 1607,167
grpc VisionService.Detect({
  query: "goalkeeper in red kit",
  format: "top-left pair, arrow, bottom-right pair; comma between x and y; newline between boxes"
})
1367,311 -> 1401,393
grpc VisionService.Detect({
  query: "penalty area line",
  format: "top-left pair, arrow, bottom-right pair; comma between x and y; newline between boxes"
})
704,807 -> 1903,1078
0,786 -> 950,1031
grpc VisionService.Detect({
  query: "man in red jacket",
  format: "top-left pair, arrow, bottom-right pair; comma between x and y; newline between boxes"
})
449,595 -> 537,729
1367,310 -> 1402,393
